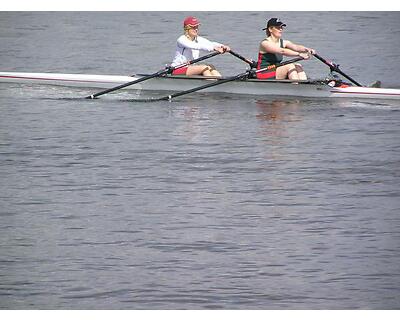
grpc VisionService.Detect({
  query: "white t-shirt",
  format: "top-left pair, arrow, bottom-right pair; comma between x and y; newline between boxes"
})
171,35 -> 223,67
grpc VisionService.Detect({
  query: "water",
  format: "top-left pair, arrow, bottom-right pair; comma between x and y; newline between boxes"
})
1,12 -> 400,310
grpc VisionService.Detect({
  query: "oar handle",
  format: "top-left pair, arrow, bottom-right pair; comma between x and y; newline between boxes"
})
313,53 -> 362,87
229,50 -> 257,68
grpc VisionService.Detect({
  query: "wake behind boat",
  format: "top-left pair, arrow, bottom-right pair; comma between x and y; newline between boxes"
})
1,70 -> 400,100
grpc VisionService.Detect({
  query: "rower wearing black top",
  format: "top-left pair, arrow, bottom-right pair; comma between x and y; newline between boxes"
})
257,18 -> 315,80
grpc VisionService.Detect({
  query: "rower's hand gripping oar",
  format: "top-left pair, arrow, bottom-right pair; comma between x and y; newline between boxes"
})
139,56 -> 304,102
85,51 -> 222,99
312,53 -> 362,87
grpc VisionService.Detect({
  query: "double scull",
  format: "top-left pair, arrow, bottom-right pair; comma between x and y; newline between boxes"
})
1,71 -> 399,100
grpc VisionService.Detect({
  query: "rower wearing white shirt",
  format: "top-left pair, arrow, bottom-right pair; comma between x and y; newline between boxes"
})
171,16 -> 230,77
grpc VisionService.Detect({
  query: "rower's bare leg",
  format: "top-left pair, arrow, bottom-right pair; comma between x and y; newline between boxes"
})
186,65 -> 221,77
295,63 -> 307,80
209,70 -> 222,77
202,69 -> 213,77
276,64 -> 299,80
205,64 -> 221,77
186,65 -> 213,76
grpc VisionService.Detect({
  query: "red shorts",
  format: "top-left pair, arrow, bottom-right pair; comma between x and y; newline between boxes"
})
256,70 -> 276,79
172,66 -> 188,75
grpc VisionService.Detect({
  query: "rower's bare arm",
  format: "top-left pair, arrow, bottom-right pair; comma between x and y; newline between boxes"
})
261,40 -> 299,57
286,41 -> 316,54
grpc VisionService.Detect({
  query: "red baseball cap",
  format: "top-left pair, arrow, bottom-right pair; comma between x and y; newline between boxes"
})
183,16 -> 200,28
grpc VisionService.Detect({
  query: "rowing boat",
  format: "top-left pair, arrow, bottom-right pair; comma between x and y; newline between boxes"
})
1,71 -> 400,100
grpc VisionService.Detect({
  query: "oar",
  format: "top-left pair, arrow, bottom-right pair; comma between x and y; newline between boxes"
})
229,50 -> 257,68
313,53 -> 362,87
140,57 -> 304,102
85,51 -> 222,99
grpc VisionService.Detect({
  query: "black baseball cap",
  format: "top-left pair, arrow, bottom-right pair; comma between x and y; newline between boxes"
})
262,18 -> 287,30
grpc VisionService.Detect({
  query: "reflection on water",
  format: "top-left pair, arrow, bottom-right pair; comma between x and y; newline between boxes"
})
168,105 -> 205,142
255,99 -> 302,141
255,99 -> 302,121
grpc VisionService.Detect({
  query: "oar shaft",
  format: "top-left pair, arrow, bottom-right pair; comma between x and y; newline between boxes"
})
313,53 -> 335,69
87,70 -> 166,99
86,51 -> 221,99
184,50 -> 221,66
313,53 -> 362,87
147,57 -> 305,102
256,57 -> 304,74
229,50 -> 256,68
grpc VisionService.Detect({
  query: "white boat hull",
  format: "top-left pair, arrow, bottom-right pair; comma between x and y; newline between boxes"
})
1,72 -> 400,100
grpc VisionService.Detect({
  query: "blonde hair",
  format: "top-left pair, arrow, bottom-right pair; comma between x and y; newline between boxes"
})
184,25 -> 199,37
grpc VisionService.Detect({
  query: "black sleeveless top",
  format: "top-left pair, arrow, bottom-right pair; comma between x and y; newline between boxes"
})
257,38 -> 284,70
